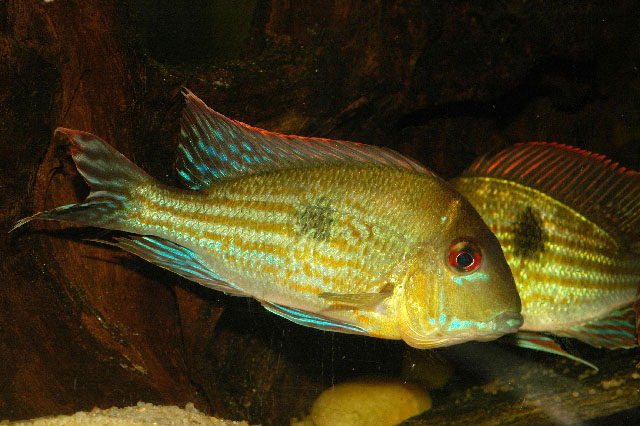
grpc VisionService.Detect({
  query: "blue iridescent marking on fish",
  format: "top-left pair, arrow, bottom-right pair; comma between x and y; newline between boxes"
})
448,317 -> 472,331
196,162 -> 210,175
15,92 -> 523,350
453,273 -> 489,286
199,140 -> 218,157
181,146 -> 195,163
269,303 -> 367,334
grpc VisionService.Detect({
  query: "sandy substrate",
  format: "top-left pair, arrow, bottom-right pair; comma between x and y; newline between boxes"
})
1,402 -> 250,426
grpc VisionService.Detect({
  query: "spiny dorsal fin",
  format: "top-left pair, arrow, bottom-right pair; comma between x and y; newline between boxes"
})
177,89 -> 430,189
462,142 -> 640,249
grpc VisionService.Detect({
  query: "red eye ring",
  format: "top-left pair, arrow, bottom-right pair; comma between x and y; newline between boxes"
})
448,239 -> 482,274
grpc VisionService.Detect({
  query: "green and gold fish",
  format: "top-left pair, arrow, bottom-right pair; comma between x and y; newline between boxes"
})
13,90 -> 522,349
452,142 -> 640,367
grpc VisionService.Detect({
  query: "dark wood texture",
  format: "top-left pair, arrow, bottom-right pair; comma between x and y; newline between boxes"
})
406,341 -> 640,425
1,1 -> 639,424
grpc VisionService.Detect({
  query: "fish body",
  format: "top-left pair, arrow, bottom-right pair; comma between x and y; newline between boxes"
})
452,142 -> 640,364
454,177 -> 638,330
14,90 -> 522,348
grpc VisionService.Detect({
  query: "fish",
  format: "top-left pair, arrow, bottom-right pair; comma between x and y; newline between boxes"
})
12,90 -> 522,349
451,142 -> 640,368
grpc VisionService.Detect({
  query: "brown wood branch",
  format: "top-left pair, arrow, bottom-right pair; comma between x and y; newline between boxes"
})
408,343 -> 640,425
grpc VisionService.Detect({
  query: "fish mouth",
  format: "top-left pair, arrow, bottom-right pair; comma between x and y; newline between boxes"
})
490,311 -> 523,334
468,311 -> 522,343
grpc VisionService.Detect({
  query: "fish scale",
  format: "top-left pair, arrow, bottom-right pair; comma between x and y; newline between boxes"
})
12,90 -> 523,348
127,165 -> 425,304
453,142 -> 640,368
457,177 -> 638,331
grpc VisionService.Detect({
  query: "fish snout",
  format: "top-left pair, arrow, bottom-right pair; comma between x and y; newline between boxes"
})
492,311 -> 523,334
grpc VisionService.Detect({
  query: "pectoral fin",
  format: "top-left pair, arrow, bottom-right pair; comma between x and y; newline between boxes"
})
318,290 -> 392,308
261,301 -> 368,335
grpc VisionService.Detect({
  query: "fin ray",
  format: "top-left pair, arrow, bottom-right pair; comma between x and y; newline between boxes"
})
106,235 -> 246,296
260,301 -> 369,335
512,331 -> 599,370
177,89 -> 431,189
12,129 -> 151,232
558,306 -> 638,349
318,291 -> 391,308
462,142 -> 640,247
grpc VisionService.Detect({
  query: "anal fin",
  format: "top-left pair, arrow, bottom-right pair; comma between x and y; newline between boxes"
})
558,306 -> 638,349
100,235 -> 246,296
261,301 -> 369,335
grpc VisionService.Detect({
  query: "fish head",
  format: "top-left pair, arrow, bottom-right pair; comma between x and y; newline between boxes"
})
398,197 -> 522,348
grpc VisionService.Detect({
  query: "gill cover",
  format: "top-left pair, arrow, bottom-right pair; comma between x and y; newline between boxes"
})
396,246 -> 445,348
397,238 -> 521,349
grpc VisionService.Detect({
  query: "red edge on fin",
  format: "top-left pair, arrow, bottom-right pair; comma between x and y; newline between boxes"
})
463,142 -> 640,243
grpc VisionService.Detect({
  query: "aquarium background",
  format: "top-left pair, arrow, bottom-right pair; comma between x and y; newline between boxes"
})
1,1 -> 639,425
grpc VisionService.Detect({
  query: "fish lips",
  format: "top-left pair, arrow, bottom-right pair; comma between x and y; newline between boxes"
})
437,311 -> 524,347
446,311 -> 523,345
474,311 -> 523,341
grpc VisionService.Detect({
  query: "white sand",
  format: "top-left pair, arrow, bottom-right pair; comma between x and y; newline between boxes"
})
2,402 -> 250,426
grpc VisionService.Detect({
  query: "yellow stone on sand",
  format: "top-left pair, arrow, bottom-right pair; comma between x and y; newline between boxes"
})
309,377 -> 431,426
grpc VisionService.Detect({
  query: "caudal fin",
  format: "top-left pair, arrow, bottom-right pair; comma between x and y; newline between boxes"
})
12,128 -> 151,232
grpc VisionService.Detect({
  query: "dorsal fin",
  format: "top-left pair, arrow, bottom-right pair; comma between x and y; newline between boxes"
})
462,142 -> 640,249
177,89 -> 430,189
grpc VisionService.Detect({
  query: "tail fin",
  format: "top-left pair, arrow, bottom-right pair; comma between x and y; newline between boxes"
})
12,128 -> 152,232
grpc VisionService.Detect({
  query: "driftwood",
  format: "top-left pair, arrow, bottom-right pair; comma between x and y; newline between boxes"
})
408,342 -> 640,425
2,1 -> 639,424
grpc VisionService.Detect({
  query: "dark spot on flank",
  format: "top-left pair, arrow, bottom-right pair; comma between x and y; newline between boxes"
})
295,199 -> 335,241
513,206 -> 546,259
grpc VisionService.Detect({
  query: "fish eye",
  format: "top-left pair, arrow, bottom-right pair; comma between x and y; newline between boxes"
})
448,239 -> 482,274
